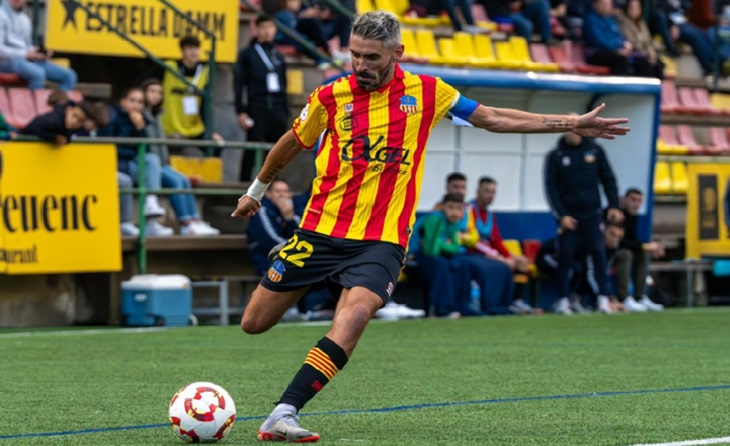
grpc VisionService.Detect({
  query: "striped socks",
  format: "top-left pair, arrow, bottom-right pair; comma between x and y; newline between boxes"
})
277,337 -> 348,411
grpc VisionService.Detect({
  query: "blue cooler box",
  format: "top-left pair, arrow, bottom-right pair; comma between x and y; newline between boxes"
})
121,275 -> 192,327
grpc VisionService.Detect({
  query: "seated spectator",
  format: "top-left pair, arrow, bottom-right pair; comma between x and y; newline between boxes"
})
480,0 -> 554,44
434,172 -> 467,209
617,0 -> 664,78
99,87 -> 173,237
411,193 -> 472,318
21,100 -> 103,145
591,220 -> 627,312
584,0 -> 640,75
275,0 -> 350,67
141,78 -> 220,236
613,188 -> 665,311
651,0 -> 718,74
468,177 -> 537,314
0,0 -> 77,91
410,0 -> 482,33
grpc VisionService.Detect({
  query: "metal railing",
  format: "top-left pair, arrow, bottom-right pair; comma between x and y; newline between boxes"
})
68,136 -> 275,274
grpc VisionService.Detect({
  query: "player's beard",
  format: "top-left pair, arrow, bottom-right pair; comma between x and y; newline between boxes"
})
356,60 -> 395,91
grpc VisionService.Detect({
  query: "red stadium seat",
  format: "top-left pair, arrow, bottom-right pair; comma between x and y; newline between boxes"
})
659,126 -> 680,145
677,87 -> 712,115
530,43 -> 555,64
34,89 -> 53,115
709,127 -> 730,153
692,88 -> 723,115
565,42 -> 610,75
0,72 -> 23,85
5,88 -> 36,129
660,81 -> 682,114
547,44 -> 575,72
67,90 -> 84,103
676,125 -> 708,154
521,239 -> 542,263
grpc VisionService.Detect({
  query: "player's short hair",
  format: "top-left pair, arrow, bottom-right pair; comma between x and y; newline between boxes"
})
179,35 -> 201,49
446,172 -> 466,184
478,176 -> 497,187
352,11 -> 401,48
442,193 -> 464,204
625,187 -> 643,197
256,14 -> 274,27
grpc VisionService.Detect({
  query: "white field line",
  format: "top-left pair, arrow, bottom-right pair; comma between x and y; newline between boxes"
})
628,436 -> 730,446
0,327 -> 171,339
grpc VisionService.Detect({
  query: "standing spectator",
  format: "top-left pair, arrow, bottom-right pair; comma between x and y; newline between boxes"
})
141,79 -> 220,236
160,36 -> 223,143
544,129 -> 621,315
0,0 -> 77,91
235,15 -> 289,181
651,0 -> 717,74
468,177 -> 537,314
613,188 -> 665,311
481,0 -> 554,43
412,193 -> 472,318
617,0 -> 664,78
100,87 -> 174,237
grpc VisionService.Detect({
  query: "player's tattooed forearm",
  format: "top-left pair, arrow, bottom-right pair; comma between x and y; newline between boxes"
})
542,116 -> 572,129
263,164 -> 283,182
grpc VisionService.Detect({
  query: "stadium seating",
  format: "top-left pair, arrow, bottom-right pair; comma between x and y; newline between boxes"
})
34,89 -> 54,115
661,81 -> 684,114
356,0 -> 375,14
470,3 -> 500,32
415,30 -> 449,64
5,88 -> 36,129
653,161 -> 672,194
473,34 -> 517,69
400,28 -> 429,64
565,42 -> 610,75
676,125 -> 707,154
708,127 -> 730,153
438,38 -> 472,66
670,162 -> 688,194
657,126 -> 689,154
710,92 -> 730,114
494,39 -> 529,70
508,37 -> 559,72
452,33 -> 501,69
677,87 -> 715,115
547,43 -> 576,73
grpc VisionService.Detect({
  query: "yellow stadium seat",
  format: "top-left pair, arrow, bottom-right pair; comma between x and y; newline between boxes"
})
493,39 -> 527,70
509,37 -> 560,72
374,0 -> 405,15
286,70 -> 303,95
653,162 -> 671,195
169,155 -> 223,183
438,38 -> 471,65
401,28 -> 421,58
671,162 -> 688,194
401,15 -> 447,27
502,240 -> 524,257
452,32 -> 501,69
660,55 -> 677,78
415,30 -> 448,64
473,35 -> 516,69
356,0 -> 375,14
711,93 -> 730,112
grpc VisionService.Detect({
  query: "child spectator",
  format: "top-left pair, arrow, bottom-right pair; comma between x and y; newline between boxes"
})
411,193 -> 472,318
141,78 -> 220,236
21,100 -> 103,145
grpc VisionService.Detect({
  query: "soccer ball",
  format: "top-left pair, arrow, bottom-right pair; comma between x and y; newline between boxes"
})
169,382 -> 236,443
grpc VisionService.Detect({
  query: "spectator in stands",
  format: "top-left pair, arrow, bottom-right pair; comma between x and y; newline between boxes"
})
411,193 -> 472,318
480,0 -> 554,44
651,0 -> 717,74
235,15 -> 289,182
613,188 -> 665,311
275,0 -> 350,67
544,128 -> 621,315
468,177 -> 537,314
434,172 -> 467,209
159,36 -> 223,143
410,0 -> 482,33
0,0 -> 77,91
141,79 -> 220,236
589,220 -> 627,312
617,0 -> 664,78
21,100 -> 103,145
100,87 -> 174,237
584,0 -> 642,76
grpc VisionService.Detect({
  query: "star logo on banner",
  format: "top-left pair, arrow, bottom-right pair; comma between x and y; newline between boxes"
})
61,0 -> 81,30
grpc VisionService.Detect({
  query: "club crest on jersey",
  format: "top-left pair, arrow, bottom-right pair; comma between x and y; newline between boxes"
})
268,260 -> 286,283
344,102 -> 354,114
399,95 -> 418,114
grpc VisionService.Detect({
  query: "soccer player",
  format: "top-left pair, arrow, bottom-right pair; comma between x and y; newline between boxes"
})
232,10 -> 629,443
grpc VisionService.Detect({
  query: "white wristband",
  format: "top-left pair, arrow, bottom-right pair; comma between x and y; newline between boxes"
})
245,178 -> 270,202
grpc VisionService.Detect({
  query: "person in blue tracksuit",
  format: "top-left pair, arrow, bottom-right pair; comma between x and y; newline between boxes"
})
544,130 -> 621,314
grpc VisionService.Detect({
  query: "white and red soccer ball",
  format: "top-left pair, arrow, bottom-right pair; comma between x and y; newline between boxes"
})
169,382 -> 236,443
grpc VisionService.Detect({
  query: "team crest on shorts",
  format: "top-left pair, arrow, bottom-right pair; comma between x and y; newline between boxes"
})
386,282 -> 394,297
399,95 -> 418,114
268,260 -> 286,283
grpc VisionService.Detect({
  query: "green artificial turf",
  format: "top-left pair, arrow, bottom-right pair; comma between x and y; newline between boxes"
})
2,309 -> 730,445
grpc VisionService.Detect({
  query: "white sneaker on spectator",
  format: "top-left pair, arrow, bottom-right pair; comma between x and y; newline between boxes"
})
395,303 -> 426,319
623,296 -> 648,312
639,295 -> 665,311
509,298 -> 535,314
121,222 -> 140,237
146,220 -> 174,237
554,297 -> 573,315
570,299 -> 590,314
597,295 -> 614,314
463,25 -> 483,34
144,195 -> 166,217
374,302 -> 401,320
281,306 -> 306,322
181,221 -> 221,236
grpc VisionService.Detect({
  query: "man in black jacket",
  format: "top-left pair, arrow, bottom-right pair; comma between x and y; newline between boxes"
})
544,130 -> 621,314
234,15 -> 289,181
613,188 -> 665,311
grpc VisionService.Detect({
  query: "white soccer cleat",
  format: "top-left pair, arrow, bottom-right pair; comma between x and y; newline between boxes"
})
258,411 -> 320,443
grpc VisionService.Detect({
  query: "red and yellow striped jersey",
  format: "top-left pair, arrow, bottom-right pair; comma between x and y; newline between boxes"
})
292,64 -> 459,248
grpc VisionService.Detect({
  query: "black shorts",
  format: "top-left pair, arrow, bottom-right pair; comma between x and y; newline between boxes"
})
260,229 -> 406,303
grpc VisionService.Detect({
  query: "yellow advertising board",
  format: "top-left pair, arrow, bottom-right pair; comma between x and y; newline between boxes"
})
46,0 -> 239,63
686,163 -> 730,259
0,142 -> 121,274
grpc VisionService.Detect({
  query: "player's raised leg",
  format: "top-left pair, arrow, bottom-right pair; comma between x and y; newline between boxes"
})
241,285 -> 310,334
258,286 -> 382,442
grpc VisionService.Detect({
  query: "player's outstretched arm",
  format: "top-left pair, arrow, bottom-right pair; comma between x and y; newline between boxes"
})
231,130 -> 303,219
467,103 -> 630,140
